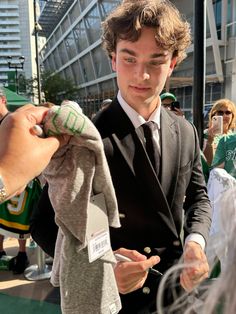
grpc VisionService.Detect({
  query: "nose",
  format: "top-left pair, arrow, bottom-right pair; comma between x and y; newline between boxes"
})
134,65 -> 150,81
143,73 -> 150,80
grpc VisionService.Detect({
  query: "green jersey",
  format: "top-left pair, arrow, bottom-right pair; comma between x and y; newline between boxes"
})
212,132 -> 236,179
0,179 -> 42,236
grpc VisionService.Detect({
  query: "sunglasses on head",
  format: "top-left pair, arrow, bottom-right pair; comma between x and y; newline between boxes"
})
215,110 -> 232,116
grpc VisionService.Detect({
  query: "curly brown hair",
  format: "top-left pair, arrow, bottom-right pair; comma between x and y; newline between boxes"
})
102,0 -> 191,65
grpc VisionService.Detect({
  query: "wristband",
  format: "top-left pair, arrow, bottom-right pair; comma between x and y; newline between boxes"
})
0,175 -> 7,203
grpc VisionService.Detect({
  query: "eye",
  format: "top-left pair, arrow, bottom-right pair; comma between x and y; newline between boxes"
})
149,60 -> 164,66
124,57 -> 136,63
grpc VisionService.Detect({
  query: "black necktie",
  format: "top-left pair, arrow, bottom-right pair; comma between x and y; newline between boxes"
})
142,122 -> 160,175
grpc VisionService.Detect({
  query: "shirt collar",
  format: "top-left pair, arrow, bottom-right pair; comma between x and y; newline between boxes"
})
117,91 -> 161,129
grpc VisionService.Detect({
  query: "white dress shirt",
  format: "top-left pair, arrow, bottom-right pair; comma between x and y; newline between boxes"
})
118,91 -> 161,154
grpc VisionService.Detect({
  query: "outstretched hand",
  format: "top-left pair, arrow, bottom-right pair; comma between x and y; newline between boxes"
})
0,104 -> 68,199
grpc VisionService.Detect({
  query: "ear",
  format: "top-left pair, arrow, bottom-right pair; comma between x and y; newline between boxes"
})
111,52 -> 117,72
167,57 -> 177,77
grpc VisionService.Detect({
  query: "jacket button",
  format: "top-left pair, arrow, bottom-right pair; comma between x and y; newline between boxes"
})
119,213 -> 126,218
143,247 -> 151,254
173,240 -> 180,246
142,287 -> 150,294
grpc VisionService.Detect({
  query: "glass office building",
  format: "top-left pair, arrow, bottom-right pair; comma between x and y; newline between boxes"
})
39,0 -> 236,117
39,0 -> 121,116
0,0 -> 37,87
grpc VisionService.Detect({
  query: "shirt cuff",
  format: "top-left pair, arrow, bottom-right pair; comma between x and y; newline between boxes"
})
185,233 -> 206,251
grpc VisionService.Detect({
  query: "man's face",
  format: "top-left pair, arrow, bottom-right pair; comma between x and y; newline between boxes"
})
111,27 -> 176,114
162,97 -> 174,106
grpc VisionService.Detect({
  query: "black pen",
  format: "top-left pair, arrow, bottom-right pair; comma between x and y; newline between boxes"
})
114,253 -> 163,276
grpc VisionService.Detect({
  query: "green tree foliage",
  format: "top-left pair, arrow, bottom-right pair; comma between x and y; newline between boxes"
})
41,71 -> 78,104
24,71 -> 78,105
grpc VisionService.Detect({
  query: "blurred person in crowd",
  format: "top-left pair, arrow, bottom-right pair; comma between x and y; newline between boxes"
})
161,91 -> 210,183
160,92 -> 177,106
203,98 -> 236,166
160,92 -> 184,117
211,131 -> 236,179
0,178 -> 42,274
0,88 -> 9,123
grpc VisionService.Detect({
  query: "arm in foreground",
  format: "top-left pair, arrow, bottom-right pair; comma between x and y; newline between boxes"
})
0,105 -> 66,201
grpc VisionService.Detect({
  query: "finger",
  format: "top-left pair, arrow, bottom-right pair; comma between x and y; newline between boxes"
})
180,268 -> 208,292
121,255 -> 160,275
114,248 -> 147,262
180,273 -> 193,292
25,107 -> 50,125
15,106 -> 50,125
180,272 -> 200,292
119,275 -> 147,294
145,255 -> 161,268
183,261 -> 209,280
15,104 -> 35,111
37,136 -> 61,155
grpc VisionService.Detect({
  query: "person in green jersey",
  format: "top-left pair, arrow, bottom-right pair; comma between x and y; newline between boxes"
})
211,132 -> 236,179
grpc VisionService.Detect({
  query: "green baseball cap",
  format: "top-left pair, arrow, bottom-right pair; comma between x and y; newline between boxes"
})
160,92 -> 177,101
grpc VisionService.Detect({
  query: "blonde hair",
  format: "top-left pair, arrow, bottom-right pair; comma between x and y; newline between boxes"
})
209,98 -> 236,130
102,0 -> 191,65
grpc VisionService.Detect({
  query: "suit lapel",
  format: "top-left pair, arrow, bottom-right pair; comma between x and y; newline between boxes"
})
160,108 -> 180,208
107,99 -> 137,176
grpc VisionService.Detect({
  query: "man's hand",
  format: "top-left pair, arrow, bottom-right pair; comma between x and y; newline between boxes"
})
114,248 -> 160,294
180,241 -> 209,292
0,105 -> 68,199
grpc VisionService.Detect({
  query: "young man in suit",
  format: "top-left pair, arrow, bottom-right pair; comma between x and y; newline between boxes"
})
93,1 -> 212,312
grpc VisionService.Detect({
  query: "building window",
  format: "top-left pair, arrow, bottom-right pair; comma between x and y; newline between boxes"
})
80,0 -> 91,11
80,53 -> 96,82
61,16 -> 71,34
71,60 -> 83,85
213,0 -> 222,39
58,41 -> 68,65
99,0 -> 121,21
74,20 -> 89,53
91,46 -> 111,77
69,1 -> 81,24
64,31 -> 77,59
84,5 -> 101,44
